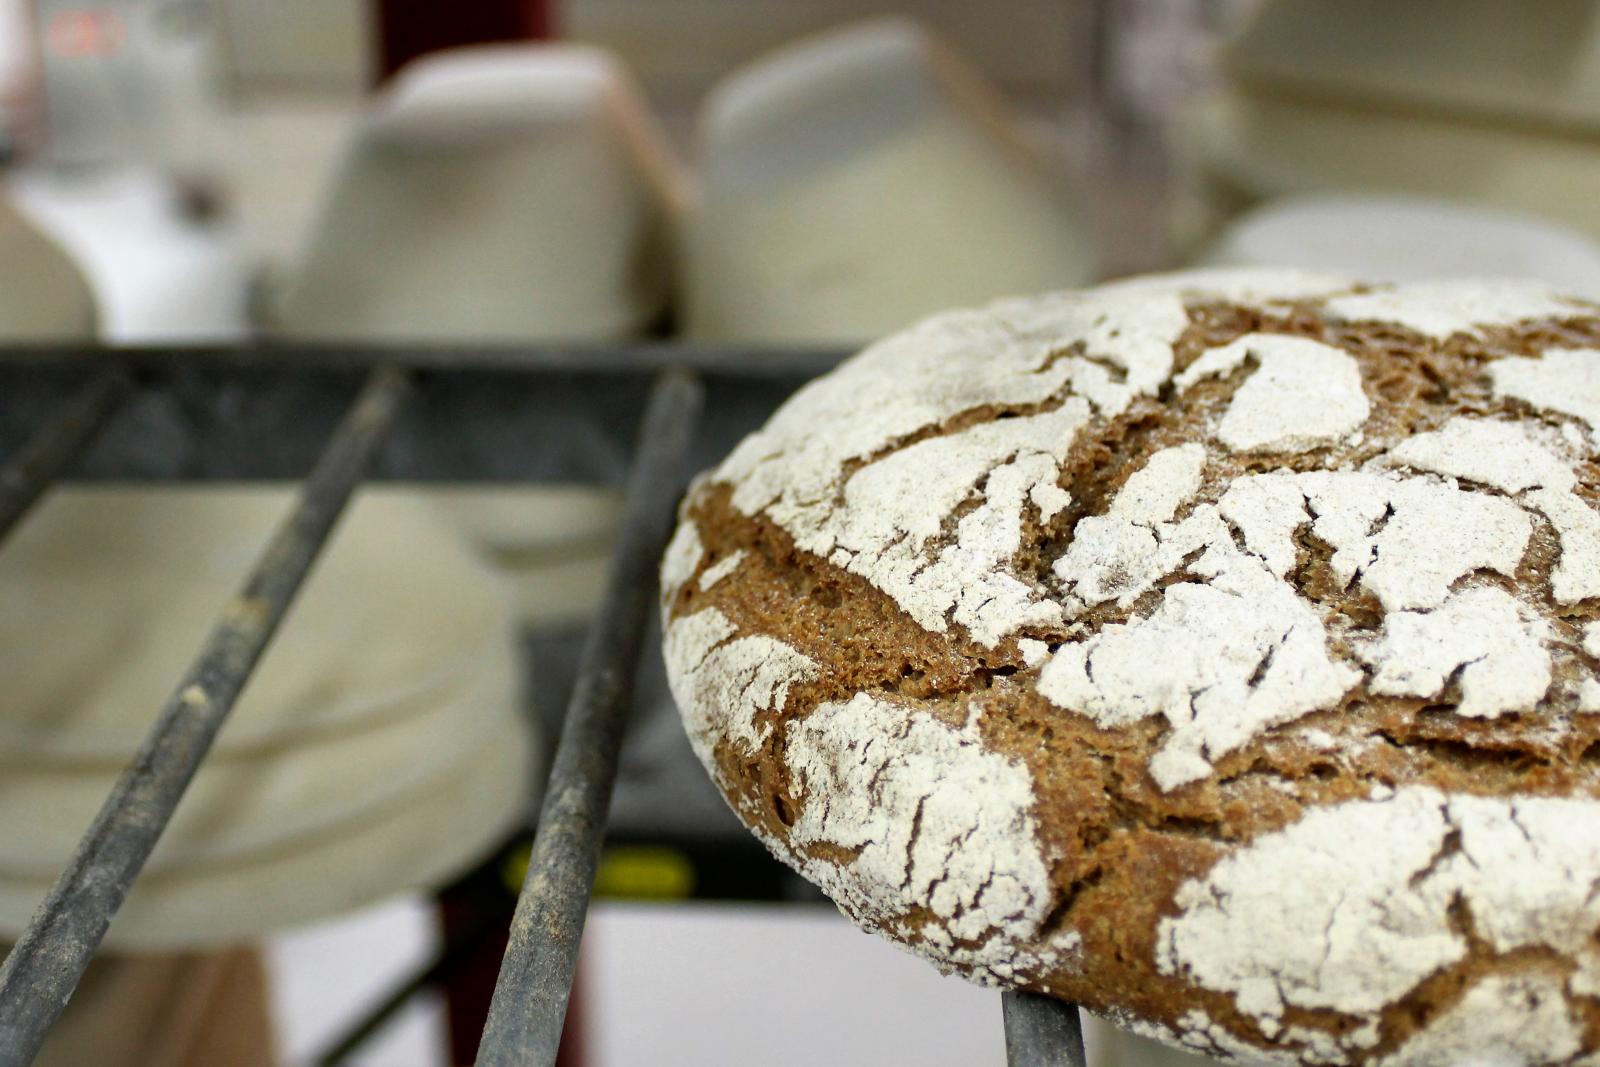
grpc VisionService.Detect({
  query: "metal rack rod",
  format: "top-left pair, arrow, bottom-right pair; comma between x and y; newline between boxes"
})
0,367 -> 130,543
0,348 -> 834,486
0,341 -> 847,377
0,366 -> 410,1067
314,905 -> 508,1067
476,369 -> 703,1067
0,352 -> 1099,1065
1003,991 -> 1088,1067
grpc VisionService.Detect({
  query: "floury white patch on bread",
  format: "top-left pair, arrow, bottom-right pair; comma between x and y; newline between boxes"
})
1102,442 -> 1207,526
1176,333 -> 1369,452
715,301 -> 1104,648
664,610 -> 1077,984
666,613 -> 1082,986
1323,278 -> 1592,339
1373,973 -> 1587,1067
662,272 -> 1600,1066
784,692 -> 1081,982
1041,499 -> 1360,791
821,403 -> 1091,645
1385,416 -> 1576,494
1051,443 -> 1206,608
1528,487 -> 1600,605
696,549 -> 745,591
1213,470 -> 1532,612
1038,449 -> 1562,786
1491,347 -> 1600,442
664,607 -> 819,758
1157,786 -> 1600,1059
1357,587 -> 1552,718
712,272 -> 1361,648
659,520 -> 704,604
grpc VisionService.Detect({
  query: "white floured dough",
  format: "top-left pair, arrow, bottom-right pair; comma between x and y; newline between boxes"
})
1219,470 -> 1531,611
698,550 -> 747,591
1158,785 -> 1600,1051
665,608 -> 819,757
1387,416 -> 1576,493
711,274 -> 1398,648
727,372 -> 1095,646
1215,474 -> 1311,579
1052,444 -> 1206,608
662,607 -> 1081,984
1490,347 -> 1600,442
0,488 -> 513,760
1582,622 -> 1600,712
1172,1009 -> 1309,1063
0,637 -> 521,876
784,692 -> 1080,982
1043,557 -> 1357,792
1043,504 -> 1358,791
1359,587 -> 1551,717
1043,454 -> 1544,789
826,404 -> 1089,645
1178,333 -> 1369,452
720,297 -> 1090,518
1374,972 -> 1585,1067
683,18 -> 1095,342
1325,278 -> 1587,339
0,715 -> 534,949
1299,472 -> 1530,611
1527,488 -> 1600,604
1108,443 -> 1208,525
660,519 -> 704,602
714,281 -> 1249,647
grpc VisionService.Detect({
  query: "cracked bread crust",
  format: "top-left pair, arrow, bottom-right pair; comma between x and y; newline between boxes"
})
659,269 -> 1600,1065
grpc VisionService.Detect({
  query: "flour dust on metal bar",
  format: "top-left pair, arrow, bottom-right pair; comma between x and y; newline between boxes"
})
0,366 -> 410,1067
476,369 -> 703,1067
0,367 -> 130,544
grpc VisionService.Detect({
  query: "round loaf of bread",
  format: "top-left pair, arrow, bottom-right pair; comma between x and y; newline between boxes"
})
660,270 -> 1600,1064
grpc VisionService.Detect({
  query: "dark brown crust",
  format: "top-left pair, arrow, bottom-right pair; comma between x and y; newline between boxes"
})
665,294 -> 1600,1061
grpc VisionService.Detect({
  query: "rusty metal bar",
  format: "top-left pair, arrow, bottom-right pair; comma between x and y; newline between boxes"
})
475,369 -> 702,1067
0,366 -> 410,1066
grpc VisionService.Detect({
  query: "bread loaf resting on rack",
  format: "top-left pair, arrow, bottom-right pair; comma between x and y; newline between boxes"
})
661,269 -> 1600,1065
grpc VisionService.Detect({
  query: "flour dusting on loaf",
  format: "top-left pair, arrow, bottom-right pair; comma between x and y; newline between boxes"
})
661,270 -> 1600,1064
1178,333 -> 1370,452
1491,347 -> 1600,441
1323,279 -> 1589,339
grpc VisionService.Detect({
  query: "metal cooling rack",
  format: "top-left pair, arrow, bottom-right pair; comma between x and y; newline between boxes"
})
0,345 -> 1086,1067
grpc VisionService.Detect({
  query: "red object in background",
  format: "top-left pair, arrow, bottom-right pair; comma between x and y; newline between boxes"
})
437,855 -> 585,1067
45,9 -> 126,59
373,0 -> 554,84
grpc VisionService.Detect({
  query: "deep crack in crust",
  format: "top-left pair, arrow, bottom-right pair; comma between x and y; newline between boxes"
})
659,272 -> 1600,1064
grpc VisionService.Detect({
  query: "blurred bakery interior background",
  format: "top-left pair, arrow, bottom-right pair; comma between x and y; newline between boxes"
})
0,1 -> 1597,1065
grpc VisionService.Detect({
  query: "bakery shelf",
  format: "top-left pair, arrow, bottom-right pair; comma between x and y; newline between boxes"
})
0,345 -> 1086,1067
